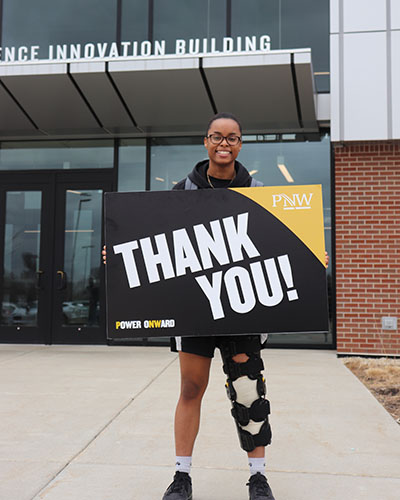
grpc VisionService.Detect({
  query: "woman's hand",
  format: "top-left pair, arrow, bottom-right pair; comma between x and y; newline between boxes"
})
325,251 -> 329,267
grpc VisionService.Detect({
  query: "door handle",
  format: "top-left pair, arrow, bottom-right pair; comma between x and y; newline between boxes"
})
56,270 -> 67,290
36,270 -> 44,290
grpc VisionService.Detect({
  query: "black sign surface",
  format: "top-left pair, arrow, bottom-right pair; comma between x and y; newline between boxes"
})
105,186 -> 329,340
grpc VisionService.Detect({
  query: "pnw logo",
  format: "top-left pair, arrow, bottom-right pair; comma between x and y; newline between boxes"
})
272,193 -> 313,210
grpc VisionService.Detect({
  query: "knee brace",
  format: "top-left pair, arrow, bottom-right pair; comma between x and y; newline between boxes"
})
223,352 -> 272,452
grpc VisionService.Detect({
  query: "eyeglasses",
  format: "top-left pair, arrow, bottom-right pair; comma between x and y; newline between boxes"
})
206,134 -> 242,146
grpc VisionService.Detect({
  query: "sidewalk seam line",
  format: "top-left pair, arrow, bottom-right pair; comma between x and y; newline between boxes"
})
68,462 -> 400,480
29,355 -> 178,500
0,346 -> 46,365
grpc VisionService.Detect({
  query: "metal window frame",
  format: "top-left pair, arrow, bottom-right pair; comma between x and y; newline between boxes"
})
116,0 -> 122,46
226,0 -> 231,36
0,0 -> 3,47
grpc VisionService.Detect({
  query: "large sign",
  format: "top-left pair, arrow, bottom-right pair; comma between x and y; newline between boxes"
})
0,35 -> 271,63
105,186 -> 329,340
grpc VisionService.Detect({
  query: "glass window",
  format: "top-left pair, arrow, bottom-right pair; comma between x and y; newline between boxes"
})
240,134 -> 330,207
0,141 -> 114,170
239,134 -> 332,345
231,1 -> 280,45
231,0 -> 330,92
1,191 -> 42,326
281,0 -> 330,92
1,0 -> 117,60
118,139 -> 146,192
153,0 -> 226,54
150,137 -> 205,191
121,1 -> 149,46
63,189 -> 103,327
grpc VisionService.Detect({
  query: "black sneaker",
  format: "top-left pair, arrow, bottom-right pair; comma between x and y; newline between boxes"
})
247,472 -> 275,500
162,471 -> 193,500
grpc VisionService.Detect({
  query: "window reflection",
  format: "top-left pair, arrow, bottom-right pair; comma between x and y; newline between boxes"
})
1,192 -> 41,326
281,0 -> 330,92
0,140 -> 114,171
231,1 -> 279,45
121,0 -> 149,45
63,190 -> 103,327
118,139 -> 146,192
153,0 -> 226,53
231,0 -> 330,91
1,0 -> 117,60
150,137 -> 205,191
240,134 -> 330,207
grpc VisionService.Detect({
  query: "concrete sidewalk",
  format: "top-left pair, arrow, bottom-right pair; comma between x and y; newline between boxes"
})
0,345 -> 399,500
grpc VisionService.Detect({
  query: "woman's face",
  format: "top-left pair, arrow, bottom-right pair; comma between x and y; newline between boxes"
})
204,118 -> 242,168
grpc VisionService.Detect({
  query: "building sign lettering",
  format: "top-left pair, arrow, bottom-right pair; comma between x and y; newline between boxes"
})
0,35 -> 271,63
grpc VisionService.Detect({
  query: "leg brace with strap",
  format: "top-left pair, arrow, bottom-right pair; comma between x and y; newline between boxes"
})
221,349 -> 272,452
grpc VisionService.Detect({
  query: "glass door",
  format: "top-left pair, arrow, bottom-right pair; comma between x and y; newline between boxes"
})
0,178 -> 52,343
51,175 -> 112,344
0,171 -> 114,344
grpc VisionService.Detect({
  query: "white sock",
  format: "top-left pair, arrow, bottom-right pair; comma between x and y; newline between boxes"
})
175,456 -> 192,475
249,457 -> 266,476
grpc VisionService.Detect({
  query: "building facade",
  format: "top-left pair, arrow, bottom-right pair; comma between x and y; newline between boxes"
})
0,1 -> 397,355
331,0 -> 400,355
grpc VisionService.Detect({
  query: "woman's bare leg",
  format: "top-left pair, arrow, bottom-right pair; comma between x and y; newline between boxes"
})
174,351 -> 212,456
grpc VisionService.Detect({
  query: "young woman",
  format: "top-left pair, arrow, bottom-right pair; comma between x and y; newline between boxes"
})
103,112 -> 328,500
161,112 -> 275,500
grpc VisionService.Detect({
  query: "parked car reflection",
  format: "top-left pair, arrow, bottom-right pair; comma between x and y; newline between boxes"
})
1,301 -> 38,325
1,300 -> 99,326
62,301 -> 89,324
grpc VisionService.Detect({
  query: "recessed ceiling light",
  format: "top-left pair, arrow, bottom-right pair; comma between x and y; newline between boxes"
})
277,163 -> 294,183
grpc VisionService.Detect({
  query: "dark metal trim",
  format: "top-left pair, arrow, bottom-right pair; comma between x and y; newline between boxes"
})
0,183 -> 6,323
67,64 -> 103,128
145,137 -> 151,191
199,58 -> 218,114
226,0 -> 232,37
0,0 -> 3,47
0,169 -> 114,180
109,338 -> 167,347
0,80 -> 40,130
290,53 -> 304,129
109,339 -> 335,349
113,138 -> 120,191
267,343 -> 336,350
0,137 -> 114,146
45,173 -> 57,344
116,0 -> 122,46
105,61 -> 139,128
148,0 -> 154,43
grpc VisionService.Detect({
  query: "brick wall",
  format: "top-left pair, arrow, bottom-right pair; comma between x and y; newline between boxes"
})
334,141 -> 400,355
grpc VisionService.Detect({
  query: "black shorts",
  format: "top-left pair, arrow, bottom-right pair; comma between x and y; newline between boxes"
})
170,334 -> 266,359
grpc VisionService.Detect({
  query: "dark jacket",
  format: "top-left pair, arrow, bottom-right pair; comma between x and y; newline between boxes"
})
173,159 -> 255,190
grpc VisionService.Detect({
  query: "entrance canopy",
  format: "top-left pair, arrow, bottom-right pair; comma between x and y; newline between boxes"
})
0,49 -> 320,140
